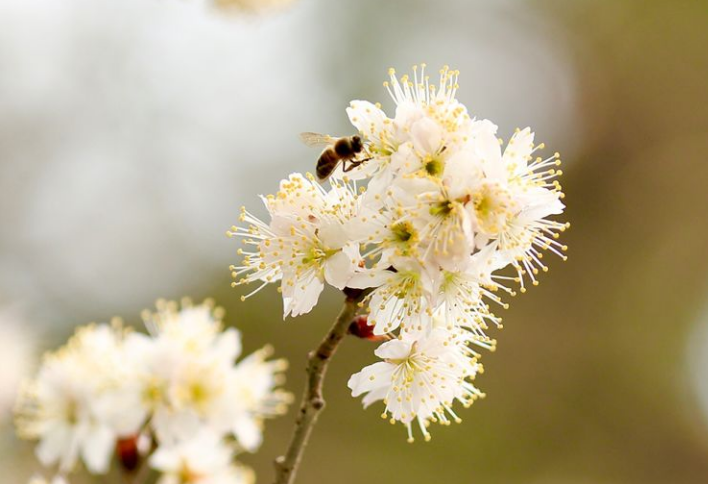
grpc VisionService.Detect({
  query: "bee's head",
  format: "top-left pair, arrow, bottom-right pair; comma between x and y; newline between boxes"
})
351,135 -> 363,153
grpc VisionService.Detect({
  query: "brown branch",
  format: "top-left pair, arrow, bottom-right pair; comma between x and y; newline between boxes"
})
273,289 -> 369,484
129,460 -> 152,484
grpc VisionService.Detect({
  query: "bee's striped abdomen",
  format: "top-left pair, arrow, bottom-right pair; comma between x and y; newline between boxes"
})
316,148 -> 340,180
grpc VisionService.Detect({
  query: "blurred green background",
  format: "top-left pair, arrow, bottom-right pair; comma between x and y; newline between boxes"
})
2,0 -> 708,483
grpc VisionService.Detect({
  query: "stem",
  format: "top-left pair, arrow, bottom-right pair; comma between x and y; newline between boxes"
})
129,462 -> 152,484
273,289 -> 369,484
119,437 -> 155,484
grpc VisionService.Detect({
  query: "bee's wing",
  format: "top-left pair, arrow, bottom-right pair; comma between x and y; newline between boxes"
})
299,132 -> 337,148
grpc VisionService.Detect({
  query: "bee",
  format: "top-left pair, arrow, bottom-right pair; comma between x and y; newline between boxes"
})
299,132 -> 371,181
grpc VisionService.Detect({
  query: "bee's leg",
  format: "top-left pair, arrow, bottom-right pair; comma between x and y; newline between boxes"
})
343,157 -> 372,172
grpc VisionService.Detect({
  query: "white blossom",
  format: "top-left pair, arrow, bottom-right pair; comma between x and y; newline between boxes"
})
348,256 -> 435,335
433,244 -> 512,337
133,299 -> 292,451
224,346 -> 292,451
228,64 -> 568,441
228,173 -> 362,318
150,432 -> 254,484
15,323 -> 144,474
348,323 -> 484,442
16,298 -> 291,478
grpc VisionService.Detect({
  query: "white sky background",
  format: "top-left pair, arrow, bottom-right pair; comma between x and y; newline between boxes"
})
0,0 -> 580,330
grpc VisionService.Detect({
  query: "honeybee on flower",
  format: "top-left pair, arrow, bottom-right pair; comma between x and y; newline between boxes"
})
229,64 -> 568,442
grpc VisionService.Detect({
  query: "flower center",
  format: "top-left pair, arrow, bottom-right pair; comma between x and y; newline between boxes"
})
388,342 -> 419,368
178,461 -> 203,483
188,381 -> 212,411
391,221 -> 415,243
301,246 -> 337,265
64,399 -> 79,425
472,183 -> 514,235
143,378 -> 167,408
429,200 -> 453,217
424,156 -> 444,177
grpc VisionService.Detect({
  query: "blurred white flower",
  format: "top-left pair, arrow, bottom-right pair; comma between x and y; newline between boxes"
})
28,475 -> 68,484
150,431 -> 254,484
16,297 -> 291,478
348,324 -> 484,442
133,299 -> 292,450
226,345 -> 292,451
212,0 -> 295,15
15,323 -> 143,474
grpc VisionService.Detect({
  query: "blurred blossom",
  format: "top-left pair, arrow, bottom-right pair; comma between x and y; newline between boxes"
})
14,298 -> 290,480
0,307 -> 34,424
150,431 -> 255,484
15,322 -> 145,474
213,0 -> 296,15
136,299 -> 292,451
29,475 -> 68,484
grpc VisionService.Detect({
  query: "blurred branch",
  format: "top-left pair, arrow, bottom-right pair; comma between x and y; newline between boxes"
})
129,463 -> 152,484
273,289 -> 370,484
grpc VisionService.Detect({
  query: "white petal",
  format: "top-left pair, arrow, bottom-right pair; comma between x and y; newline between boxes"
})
282,274 -> 324,318
443,149 -> 483,194
368,291 -> 405,335
36,424 -> 75,469
361,385 -> 389,408
232,415 -> 263,452
317,220 -> 348,250
80,425 -> 115,474
503,127 -> 535,172
149,446 -> 180,472
347,269 -> 391,289
324,247 -> 358,289
476,130 -> 504,180
374,339 -> 412,360
347,362 -> 394,397
346,100 -> 387,137
410,117 -> 443,155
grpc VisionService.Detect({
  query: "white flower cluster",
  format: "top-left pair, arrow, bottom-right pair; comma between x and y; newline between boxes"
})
229,65 -> 568,441
15,299 -> 291,484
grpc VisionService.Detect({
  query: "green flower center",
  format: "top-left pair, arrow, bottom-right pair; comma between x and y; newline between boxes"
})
429,200 -> 453,217
391,221 -> 415,243
424,156 -> 444,176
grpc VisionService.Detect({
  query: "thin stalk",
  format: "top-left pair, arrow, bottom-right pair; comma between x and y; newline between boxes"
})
273,289 -> 369,484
